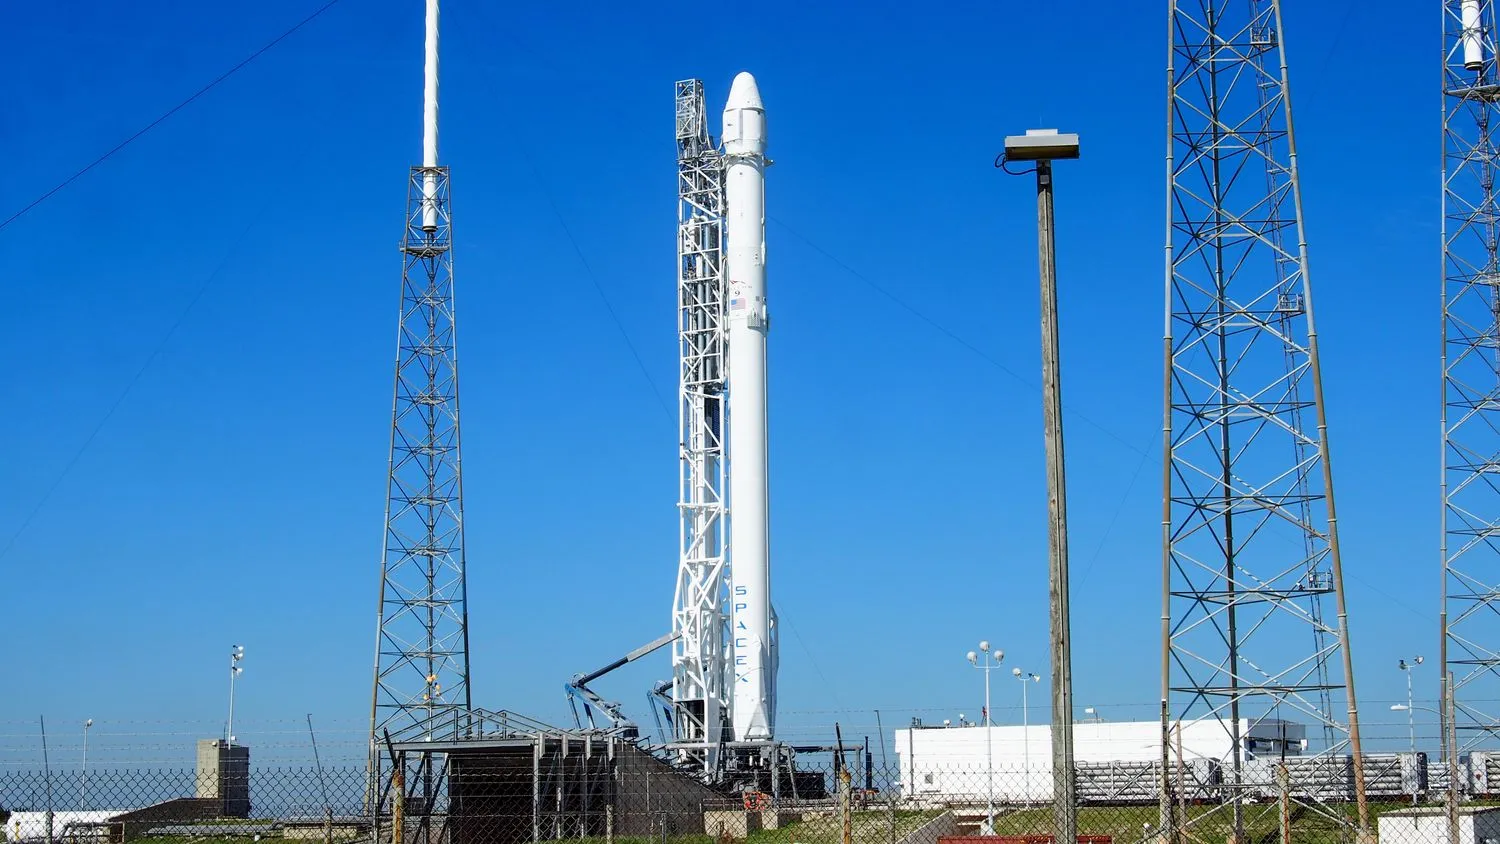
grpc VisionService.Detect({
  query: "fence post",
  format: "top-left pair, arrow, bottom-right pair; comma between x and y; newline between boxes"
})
532,738 -> 542,843
392,755 -> 405,844
839,764 -> 853,844
1275,762 -> 1290,844
1156,700 -> 1171,844
1448,671 -> 1460,844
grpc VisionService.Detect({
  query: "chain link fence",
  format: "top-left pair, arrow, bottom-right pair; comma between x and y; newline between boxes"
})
2,754 -> 1489,844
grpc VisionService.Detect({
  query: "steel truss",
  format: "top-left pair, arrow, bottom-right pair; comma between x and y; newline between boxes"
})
670,79 -> 730,773
1443,0 -> 1500,754
370,165 -> 472,749
1160,1 -> 1370,839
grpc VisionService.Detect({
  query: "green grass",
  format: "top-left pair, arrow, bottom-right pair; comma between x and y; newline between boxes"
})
979,800 -> 1491,844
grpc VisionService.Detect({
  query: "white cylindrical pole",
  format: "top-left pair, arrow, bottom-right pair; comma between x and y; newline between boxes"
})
723,72 -> 772,743
421,0 -> 440,230
1022,678 -> 1029,775
227,646 -> 243,745
1464,0 -> 1486,71
80,720 -> 91,811
1407,669 -> 1415,756
228,667 -> 237,744
984,666 -> 994,833
1407,667 -> 1417,806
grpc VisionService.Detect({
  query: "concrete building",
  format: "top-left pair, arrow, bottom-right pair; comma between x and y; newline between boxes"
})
196,739 -> 250,817
1377,806 -> 1500,844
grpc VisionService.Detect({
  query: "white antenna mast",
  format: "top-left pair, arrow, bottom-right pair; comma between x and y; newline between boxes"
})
421,0 -> 439,230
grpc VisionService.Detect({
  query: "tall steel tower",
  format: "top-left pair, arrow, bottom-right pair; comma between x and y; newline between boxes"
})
1443,0 -> 1500,753
369,0 -> 470,749
670,78 -> 730,773
1160,1 -> 1370,839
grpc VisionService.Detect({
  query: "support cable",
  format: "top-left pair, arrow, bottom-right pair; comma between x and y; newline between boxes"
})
0,0 -> 346,233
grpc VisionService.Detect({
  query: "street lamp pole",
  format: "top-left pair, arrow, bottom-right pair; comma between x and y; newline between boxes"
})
968,642 -> 1005,834
1013,667 -> 1040,800
80,719 -> 92,810
227,645 -> 244,745
1398,657 -> 1424,758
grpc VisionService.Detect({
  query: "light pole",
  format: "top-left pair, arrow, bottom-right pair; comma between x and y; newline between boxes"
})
967,641 -> 1005,833
1012,666 -> 1040,801
227,645 -> 244,745
1393,701 -> 1438,808
1002,126 -> 1081,843
80,719 -> 92,810
1398,657 -> 1424,756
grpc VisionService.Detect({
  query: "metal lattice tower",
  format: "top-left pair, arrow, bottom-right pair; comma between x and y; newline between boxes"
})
670,78 -> 730,773
369,165 -> 469,743
1443,0 -> 1500,753
1160,0 -> 1370,838
369,0 -> 469,754
1251,45 -> 1337,752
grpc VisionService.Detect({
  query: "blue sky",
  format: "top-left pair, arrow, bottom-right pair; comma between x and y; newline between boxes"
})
0,0 -> 1447,766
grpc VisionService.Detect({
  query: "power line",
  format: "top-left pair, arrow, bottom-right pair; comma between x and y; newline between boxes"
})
452,16 -> 672,420
769,215 -> 1148,458
0,203 -> 271,562
0,0 -> 346,233
524,165 -> 673,418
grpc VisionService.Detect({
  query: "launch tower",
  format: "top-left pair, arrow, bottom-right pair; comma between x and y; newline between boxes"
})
671,78 -> 731,773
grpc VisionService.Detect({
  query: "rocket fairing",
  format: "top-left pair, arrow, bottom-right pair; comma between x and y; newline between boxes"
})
723,71 -> 775,742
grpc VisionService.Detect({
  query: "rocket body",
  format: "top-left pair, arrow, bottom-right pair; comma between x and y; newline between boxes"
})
723,72 -> 774,742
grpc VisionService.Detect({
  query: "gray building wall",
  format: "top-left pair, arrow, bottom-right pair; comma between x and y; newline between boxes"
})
195,740 -> 250,818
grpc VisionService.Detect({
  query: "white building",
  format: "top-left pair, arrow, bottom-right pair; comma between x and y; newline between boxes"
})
1377,806 -> 1500,844
894,718 -> 1305,803
6,811 -> 128,843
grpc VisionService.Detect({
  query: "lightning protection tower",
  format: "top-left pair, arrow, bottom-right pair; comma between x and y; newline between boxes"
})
1161,1 -> 1371,839
1443,0 -> 1500,753
670,78 -> 730,775
369,0 -> 470,759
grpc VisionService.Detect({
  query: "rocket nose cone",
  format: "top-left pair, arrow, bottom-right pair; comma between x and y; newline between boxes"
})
726,72 -> 763,111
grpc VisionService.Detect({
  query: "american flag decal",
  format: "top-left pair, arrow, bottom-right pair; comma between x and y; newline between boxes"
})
730,297 -> 746,310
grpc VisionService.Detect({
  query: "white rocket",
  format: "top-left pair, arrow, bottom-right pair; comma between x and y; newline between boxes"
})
723,72 -> 775,742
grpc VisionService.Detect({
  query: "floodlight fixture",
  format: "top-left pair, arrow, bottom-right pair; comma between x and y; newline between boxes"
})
1003,129 -> 1080,162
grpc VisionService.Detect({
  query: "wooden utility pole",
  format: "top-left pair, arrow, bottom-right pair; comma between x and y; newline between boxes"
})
1003,128 -> 1081,844
1037,157 -> 1078,844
